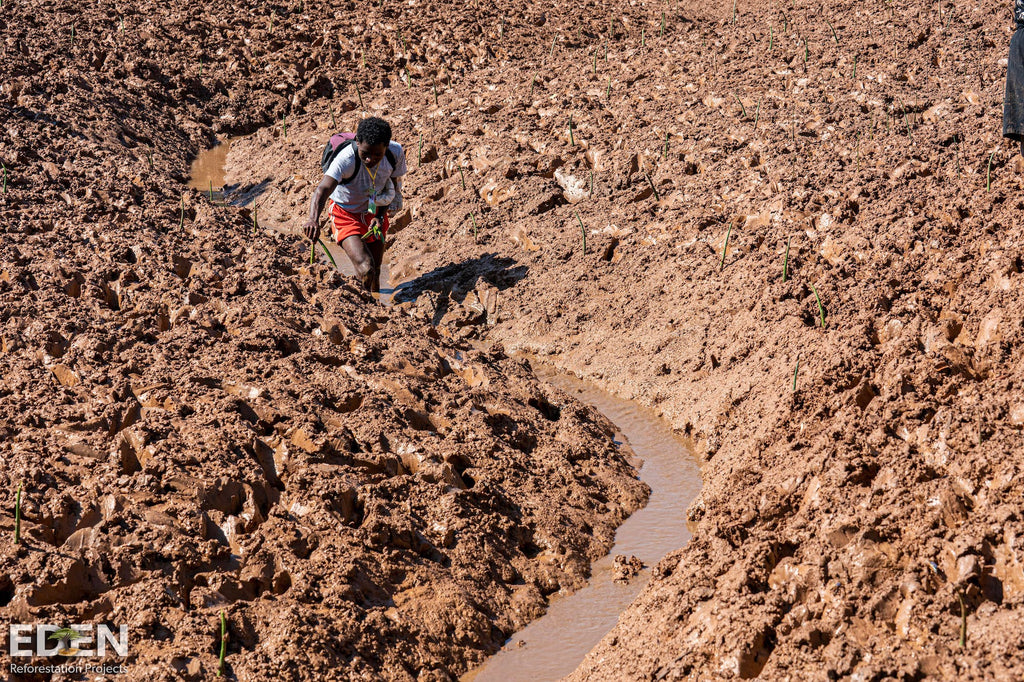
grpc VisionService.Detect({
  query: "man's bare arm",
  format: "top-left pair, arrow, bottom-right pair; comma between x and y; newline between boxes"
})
303,175 -> 339,240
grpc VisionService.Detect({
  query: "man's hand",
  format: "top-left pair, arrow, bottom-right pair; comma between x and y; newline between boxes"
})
303,218 -> 320,241
362,218 -> 383,242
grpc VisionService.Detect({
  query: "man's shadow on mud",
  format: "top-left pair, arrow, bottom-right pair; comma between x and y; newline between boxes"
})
392,253 -> 528,326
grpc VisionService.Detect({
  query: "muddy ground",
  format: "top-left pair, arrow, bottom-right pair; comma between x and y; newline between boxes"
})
4,0 -> 1024,679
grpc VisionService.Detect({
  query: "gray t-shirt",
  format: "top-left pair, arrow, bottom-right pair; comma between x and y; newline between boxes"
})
326,141 -> 407,214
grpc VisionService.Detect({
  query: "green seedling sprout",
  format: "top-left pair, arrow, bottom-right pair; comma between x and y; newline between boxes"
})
810,283 -> 826,328
147,153 -> 153,169
792,358 -> 800,392
71,23 -> 75,47
606,76 -> 612,99
199,57 -> 204,77
904,109 -> 911,138
356,84 -> 364,109
217,611 -> 228,676
733,94 -> 748,120
471,212 -> 478,242
803,39 -> 809,68
310,240 -> 315,264
589,170 -> 594,197
549,35 -> 556,60
500,16 -> 505,38
120,16 -> 125,35
458,164 -> 466,190
282,113 -> 287,138
398,30 -> 407,53
987,150 -> 995,191
318,239 -> 338,268
253,206 -> 259,234
529,74 -> 536,101
826,17 -> 839,44
641,27 -> 646,48
720,223 -> 732,270
661,12 -> 666,38
433,84 -> 439,106
179,195 -> 185,230
14,483 -> 22,544
852,54 -> 858,79
593,51 -> 598,76
569,114 -> 575,146
574,209 -> 586,254
768,25 -> 773,52
732,0 -> 737,24
645,172 -> 660,201
783,236 -> 791,281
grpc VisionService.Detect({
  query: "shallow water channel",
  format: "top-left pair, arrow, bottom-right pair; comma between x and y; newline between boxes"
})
188,141 -> 702,680
463,364 -> 702,681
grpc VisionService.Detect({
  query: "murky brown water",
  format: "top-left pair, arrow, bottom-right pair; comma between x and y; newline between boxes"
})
186,138 -> 237,202
463,364 -> 702,682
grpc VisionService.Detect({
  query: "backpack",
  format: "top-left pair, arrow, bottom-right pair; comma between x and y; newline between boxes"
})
321,133 -> 397,183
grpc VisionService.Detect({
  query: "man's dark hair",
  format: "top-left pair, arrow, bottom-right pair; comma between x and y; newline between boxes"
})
356,117 -> 392,146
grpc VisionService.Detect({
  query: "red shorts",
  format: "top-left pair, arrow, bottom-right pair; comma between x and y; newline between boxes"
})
327,201 -> 389,244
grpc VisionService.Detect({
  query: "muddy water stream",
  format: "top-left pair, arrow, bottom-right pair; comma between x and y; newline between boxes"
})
188,141 -> 702,679
463,364 -> 702,682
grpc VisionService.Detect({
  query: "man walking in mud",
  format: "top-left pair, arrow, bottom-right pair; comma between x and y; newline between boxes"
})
304,117 -> 406,292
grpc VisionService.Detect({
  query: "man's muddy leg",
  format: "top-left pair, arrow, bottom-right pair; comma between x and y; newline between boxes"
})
366,239 -> 385,293
340,235 -> 377,291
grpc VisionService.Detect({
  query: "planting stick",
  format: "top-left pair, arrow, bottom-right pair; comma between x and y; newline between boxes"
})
987,150 -> 995,191
783,236 -> 791,281
14,483 -> 21,545
645,172 -> 660,201
958,590 -> 967,648
217,612 -> 228,677
575,209 -> 586,254
458,165 -> 466,190
810,283 -> 826,328
720,223 -> 732,270
792,358 -> 800,392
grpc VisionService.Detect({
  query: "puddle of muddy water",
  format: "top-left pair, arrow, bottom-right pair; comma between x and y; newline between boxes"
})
463,364 -> 702,682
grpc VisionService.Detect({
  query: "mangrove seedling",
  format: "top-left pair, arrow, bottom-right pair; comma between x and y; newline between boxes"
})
356,84 -> 364,109
645,172 -> 659,201
661,11 -> 666,38
14,483 -> 21,545
792,358 -> 800,392
574,209 -> 586,254
606,76 -> 612,99
179,195 -> 185,230
253,207 -> 259,234
733,94 -> 748,119
810,283 -> 826,328
568,114 -> 575,146
217,612 -> 228,677
958,589 -> 967,648
768,25 -> 773,52
852,54 -> 858,79
783,236 -> 791,281
458,165 -> 466,190
2,162 -> 7,194
318,239 -> 338,269
471,212 -> 478,242
282,113 -> 287,139
589,169 -> 594,197
987,150 -> 995,191
732,0 -> 737,24
826,17 -> 839,44
720,223 -> 732,270
641,27 -> 646,48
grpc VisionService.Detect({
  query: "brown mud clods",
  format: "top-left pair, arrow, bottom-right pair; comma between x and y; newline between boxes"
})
3,0 -> 1024,678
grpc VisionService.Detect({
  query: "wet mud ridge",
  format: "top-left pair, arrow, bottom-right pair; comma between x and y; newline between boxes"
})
4,0 -> 1024,678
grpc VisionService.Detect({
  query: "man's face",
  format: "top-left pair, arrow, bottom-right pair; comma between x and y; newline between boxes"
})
357,141 -> 388,167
